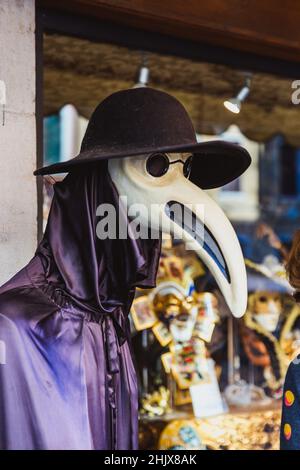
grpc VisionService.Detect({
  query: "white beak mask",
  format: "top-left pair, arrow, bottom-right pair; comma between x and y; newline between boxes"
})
108,152 -> 248,318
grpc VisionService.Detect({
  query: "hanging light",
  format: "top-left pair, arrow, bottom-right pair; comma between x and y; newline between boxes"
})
224,76 -> 251,114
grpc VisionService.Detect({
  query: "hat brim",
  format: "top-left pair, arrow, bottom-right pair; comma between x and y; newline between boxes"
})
34,140 -> 251,190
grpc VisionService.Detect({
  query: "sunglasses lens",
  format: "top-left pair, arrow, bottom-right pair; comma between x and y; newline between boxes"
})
146,153 -> 169,177
183,156 -> 193,178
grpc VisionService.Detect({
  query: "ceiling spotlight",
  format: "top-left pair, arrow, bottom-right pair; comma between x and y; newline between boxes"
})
224,76 -> 251,114
134,65 -> 150,88
133,53 -> 150,88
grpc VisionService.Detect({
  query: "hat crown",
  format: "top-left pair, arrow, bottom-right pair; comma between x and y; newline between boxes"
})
81,88 -> 197,153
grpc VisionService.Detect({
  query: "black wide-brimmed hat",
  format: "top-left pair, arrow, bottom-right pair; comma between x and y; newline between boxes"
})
35,87 -> 251,189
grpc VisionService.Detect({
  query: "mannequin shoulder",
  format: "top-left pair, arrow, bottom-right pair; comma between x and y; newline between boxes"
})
0,284 -> 59,323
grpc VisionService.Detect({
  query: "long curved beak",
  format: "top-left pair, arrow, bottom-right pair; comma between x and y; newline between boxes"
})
161,177 -> 247,318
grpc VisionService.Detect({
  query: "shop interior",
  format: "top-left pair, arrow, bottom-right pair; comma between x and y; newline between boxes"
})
41,31 -> 300,450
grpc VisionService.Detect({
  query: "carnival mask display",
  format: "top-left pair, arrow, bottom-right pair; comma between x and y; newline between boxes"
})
242,291 -> 287,396
169,309 -> 198,343
131,253 -> 221,400
194,292 -> 219,342
140,386 -> 171,417
152,287 -> 197,343
250,291 -> 282,332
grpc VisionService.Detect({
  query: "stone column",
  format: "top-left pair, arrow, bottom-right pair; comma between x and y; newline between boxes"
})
0,0 -> 37,284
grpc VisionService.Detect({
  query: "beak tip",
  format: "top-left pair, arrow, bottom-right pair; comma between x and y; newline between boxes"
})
229,299 -> 247,318
232,309 -> 246,319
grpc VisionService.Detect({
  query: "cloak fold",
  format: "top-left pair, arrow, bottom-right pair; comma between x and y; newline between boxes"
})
0,162 -> 161,449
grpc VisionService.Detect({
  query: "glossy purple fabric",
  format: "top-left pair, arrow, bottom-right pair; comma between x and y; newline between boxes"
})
0,162 -> 161,449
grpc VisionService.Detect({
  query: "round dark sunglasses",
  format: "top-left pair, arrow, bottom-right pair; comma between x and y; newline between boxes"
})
146,153 -> 193,178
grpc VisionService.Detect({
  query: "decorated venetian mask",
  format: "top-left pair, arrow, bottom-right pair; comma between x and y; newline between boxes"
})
250,291 -> 282,332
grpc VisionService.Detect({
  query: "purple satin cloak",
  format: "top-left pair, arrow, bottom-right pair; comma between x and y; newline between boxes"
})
0,163 -> 161,449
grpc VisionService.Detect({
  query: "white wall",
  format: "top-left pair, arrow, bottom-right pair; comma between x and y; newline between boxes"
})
0,0 -> 37,284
